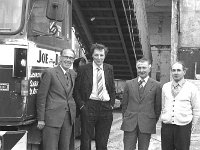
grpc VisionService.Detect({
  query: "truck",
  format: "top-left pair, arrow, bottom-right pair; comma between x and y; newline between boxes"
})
0,0 -> 73,149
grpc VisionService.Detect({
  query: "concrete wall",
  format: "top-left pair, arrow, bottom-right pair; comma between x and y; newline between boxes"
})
148,13 -> 171,46
145,0 -> 200,83
170,0 -> 200,80
147,12 -> 171,84
180,0 -> 200,47
151,46 -> 171,85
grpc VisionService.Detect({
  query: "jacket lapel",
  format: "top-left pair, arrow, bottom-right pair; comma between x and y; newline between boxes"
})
131,78 -> 140,102
85,63 -> 93,86
103,64 -> 109,86
55,66 -> 69,93
66,69 -> 76,99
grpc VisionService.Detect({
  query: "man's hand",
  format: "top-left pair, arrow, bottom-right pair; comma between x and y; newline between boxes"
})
37,121 -> 45,130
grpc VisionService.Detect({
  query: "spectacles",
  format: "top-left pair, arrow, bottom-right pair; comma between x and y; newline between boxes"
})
62,56 -> 75,61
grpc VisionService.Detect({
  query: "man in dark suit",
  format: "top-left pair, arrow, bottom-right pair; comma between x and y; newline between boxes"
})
36,49 -> 77,150
121,58 -> 161,150
74,43 -> 115,150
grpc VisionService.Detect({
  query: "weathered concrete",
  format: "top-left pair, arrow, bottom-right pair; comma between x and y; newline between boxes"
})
151,46 -> 171,85
133,0 -> 151,61
171,0 -> 179,66
180,0 -> 200,47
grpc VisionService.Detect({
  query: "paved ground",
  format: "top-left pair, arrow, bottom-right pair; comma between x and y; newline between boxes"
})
75,109 -> 200,150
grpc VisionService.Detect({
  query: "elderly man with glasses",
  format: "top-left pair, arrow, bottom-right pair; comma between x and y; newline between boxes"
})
36,48 -> 77,150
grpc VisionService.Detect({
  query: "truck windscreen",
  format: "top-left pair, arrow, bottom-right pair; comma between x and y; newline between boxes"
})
0,0 -> 23,33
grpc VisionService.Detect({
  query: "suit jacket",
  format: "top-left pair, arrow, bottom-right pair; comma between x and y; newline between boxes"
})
74,62 -> 115,108
37,66 -> 77,127
121,77 -> 161,134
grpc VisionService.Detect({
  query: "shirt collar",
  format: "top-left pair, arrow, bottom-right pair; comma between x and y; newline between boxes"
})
138,76 -> 149,83
60,65 -> 68,74
172,78 -> 185,88
93,61 -> 103,70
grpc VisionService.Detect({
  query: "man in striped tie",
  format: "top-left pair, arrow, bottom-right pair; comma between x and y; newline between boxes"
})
74,43 -> 116,150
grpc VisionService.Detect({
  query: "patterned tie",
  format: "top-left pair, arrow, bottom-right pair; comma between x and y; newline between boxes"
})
97,68 -> 103,100
65,72 -> 69,85
138,79 -> 145,98
138,79 -> 145,89
172,84 -> 179,97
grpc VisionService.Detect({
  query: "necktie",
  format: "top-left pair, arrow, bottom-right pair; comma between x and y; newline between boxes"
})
172,84 -> 179,97
97,68 -> 103,100
138,79 -> 145,89
65,72 -> 69,85
138,79 -> 145,98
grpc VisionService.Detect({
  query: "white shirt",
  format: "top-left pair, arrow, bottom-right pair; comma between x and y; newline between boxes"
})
161,79 -> 200,127
89,62 -> 110,101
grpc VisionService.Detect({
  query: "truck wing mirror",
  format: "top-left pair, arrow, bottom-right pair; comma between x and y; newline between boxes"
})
46,0 -> 66,21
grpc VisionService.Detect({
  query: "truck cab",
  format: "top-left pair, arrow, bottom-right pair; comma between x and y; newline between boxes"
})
0,0 -> 72,149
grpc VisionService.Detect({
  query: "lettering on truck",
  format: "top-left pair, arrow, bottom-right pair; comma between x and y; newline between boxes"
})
29,72 -> 42,96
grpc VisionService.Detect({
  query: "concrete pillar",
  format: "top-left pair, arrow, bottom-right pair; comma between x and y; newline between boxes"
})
171,0 -> 179,66
133,0 -> 152,62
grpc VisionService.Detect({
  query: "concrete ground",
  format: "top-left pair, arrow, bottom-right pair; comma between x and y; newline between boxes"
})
75,109 -> 200,150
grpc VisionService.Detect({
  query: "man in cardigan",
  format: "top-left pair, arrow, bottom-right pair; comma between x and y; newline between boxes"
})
161,61 -> 200,150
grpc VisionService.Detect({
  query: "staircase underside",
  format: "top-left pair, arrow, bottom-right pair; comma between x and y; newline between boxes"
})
72,0 -> 144,80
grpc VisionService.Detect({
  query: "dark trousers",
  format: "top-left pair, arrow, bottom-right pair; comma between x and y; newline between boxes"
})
42,111 -> 73,150
80,99 -> 113,150
161,122 -> 192,150
123,125 -> 151,150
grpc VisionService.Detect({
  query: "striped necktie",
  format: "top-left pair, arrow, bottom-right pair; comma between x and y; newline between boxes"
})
138,79 -> 145,98
139,79 -> 145,89
97,67 -> 103,100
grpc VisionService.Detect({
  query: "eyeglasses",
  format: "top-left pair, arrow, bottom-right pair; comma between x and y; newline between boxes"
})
62,56 -> 75,61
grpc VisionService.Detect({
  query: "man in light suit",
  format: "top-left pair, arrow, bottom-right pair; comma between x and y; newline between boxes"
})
121,57 -> 161,150
74,43 -> 115,150
36,49 -> 77,150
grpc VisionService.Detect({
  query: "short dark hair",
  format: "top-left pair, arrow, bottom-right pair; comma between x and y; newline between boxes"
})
136,57 -> 151,65
73,57 -> 86,70
171,61 -> 188,71
90,43 -> 109,56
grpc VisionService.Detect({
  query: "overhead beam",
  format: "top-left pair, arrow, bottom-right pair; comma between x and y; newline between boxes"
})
82,8 -> 112,11
91,25 -> 118,28
94,17 -> 115,20
82,8 -> 133,12
72,0 -> 94,44
94,33 -> 119,36
110,0 -> 134,78
101,40 -> 121,43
